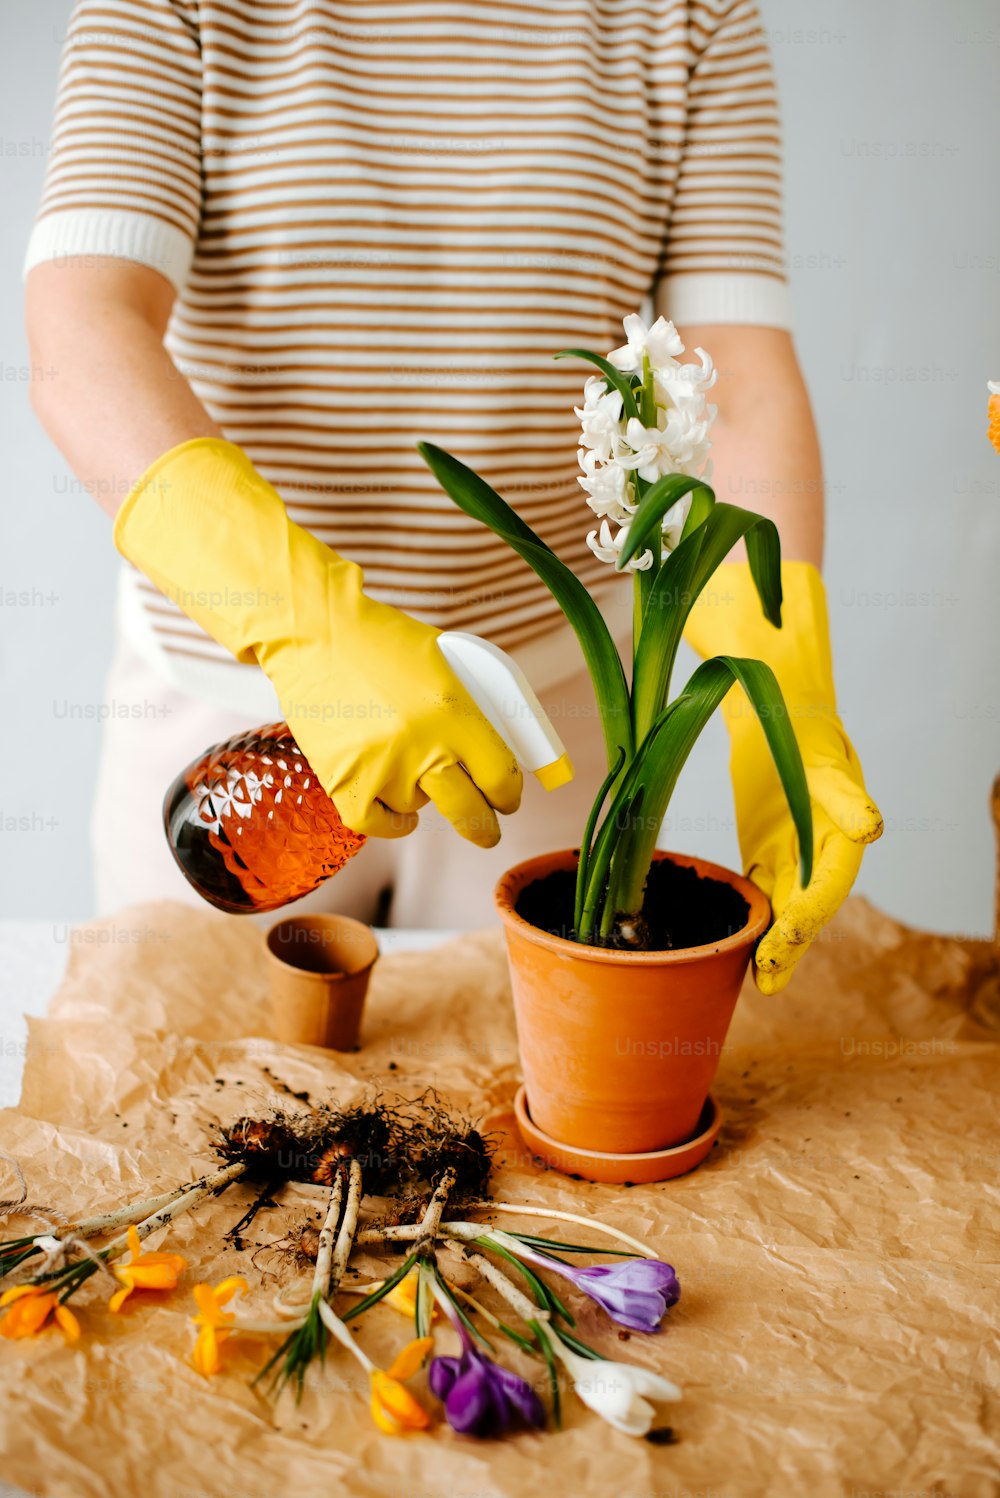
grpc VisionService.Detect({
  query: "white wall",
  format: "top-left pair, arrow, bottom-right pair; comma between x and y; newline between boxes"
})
1,0 -> 998,932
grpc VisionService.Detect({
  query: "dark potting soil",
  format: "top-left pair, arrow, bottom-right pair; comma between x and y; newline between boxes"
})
514,857 -> 750,951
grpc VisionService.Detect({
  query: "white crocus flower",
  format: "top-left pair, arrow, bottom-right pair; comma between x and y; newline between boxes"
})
550,1336 -> 682,1437
608,313 -> 685,375
587,518 -> 653,572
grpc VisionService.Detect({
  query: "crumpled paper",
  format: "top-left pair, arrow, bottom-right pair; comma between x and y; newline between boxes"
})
0,895 -> 998,1498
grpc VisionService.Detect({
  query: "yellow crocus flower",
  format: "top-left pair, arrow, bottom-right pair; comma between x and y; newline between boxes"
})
108,1225 -> 187,1312
370,1345 -> 433,1435
190,1276 -> 249,1377
0,1284 -> 81,1342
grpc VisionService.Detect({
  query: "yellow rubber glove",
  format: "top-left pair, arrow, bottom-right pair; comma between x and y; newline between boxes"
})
685,561 -> 882,994
114,439 -> 522,845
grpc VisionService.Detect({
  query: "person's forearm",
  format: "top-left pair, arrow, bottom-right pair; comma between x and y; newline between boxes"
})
675,324 -> 824,568
25,259 -> 220,519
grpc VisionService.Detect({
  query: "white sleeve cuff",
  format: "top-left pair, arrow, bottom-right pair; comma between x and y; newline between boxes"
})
655,273 -> 793,331
24,209 -> 195,292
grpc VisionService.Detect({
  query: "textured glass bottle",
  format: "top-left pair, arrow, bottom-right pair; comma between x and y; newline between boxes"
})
163,723 -> 366,914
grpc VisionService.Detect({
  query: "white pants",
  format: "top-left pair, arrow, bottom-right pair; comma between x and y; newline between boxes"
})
90,634 -> 610,928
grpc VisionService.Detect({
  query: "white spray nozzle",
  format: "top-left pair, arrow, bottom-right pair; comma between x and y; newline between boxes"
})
437,631 -> 574,791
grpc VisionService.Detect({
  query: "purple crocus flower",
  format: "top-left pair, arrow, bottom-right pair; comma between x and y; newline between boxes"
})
511,1240 -> 680,1333
428,1326 -> 545,1438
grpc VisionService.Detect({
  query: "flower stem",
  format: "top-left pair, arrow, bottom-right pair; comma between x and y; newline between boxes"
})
328,1159 -> 363,1300
99,1162 -> 247,1263
310,1173 -> 345,1303
450,1242 -> 547,1326
72,1183 -> 198,1239
19,1161 -> 248,1302
1,1182 -> 207,1280
470,1202 -> 657,1259
415,1168 -> 456,1253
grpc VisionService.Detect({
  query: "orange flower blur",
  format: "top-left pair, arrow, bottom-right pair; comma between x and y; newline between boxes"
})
988,386 -> 1000,454
370,1366 -> 432,1435
190,1276 -> 248,1377
0,1284 -> 80,1342
108,1225 -> 187,1312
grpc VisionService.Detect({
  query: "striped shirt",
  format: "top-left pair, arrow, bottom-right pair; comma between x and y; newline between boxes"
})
27,0 -> 791,701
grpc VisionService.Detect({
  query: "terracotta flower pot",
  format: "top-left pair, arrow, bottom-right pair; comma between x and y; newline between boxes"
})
494,849 -> 769,1158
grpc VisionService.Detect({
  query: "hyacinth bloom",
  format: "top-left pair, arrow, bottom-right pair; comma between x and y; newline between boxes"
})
0,1283 -> 81,1342
428,1330 -> 545,1438
496,1234 -> 680,1333
108,1225 -> 187,1311
576,313 -> 717,572
191,1276 -> 248,1377
988,381 -> 1000,453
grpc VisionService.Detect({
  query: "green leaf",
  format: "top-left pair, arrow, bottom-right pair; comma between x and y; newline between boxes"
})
531,1320 -> 561,1427
574,745 -> 626,936
582,655 -> 812,931
616,475 -> 713,570
631,502 -> 783,739
476,1236 -> 575,1325
717,655 -> 813,886
553,349 -> 639,421
507,1232 -> 633,1257
417,442 -> 633,772
679,482 -> 716,541
342,1250 -> 419,1321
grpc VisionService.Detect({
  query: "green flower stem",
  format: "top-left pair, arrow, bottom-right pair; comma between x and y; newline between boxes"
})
19,1161 -> 248,1303
359,1203 -> 658,1260
574,746 -> 626,936
341,1251 -> 419,1321
450,1242 -> 548,1326
474,1235 -> 574,1325
340,1172 -> 457,1325
430,1266 -> 492,1350
530,1318 -> 561,1426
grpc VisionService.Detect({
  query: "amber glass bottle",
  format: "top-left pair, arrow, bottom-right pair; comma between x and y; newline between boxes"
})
163,723 -> 366,914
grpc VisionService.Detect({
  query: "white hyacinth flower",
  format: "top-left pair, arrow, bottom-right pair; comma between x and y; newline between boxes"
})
587,518 -> 653,573
550,1336 -> 682,1437
574,377 -> 625,463
577,449 -> 634,521
575,313 -> 718,569
608,313 -> 685,375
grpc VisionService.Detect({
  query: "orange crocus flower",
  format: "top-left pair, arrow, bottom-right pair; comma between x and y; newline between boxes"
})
190,1276 -> 248,1377
0,1284 -> 81,1342
989,383 -> 1000,454
108,1225 -> 187,1312
384,1269 -> 440,1324
368,1337 -> 434,1433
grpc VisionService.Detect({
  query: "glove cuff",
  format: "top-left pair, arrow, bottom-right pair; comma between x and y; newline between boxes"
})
113,437 -> 354,667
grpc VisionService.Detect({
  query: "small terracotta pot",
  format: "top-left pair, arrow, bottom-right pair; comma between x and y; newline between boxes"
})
495,849 -> 769,1156
265,914 -> 378,1050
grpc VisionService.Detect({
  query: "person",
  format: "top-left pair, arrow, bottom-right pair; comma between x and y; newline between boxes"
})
25,0 -> 880,991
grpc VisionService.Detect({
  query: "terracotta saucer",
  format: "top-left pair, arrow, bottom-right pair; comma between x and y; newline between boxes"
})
513,1087 -> 722,1185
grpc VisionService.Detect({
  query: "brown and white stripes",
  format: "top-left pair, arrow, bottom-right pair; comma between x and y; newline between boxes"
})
28,0 -> 791,689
